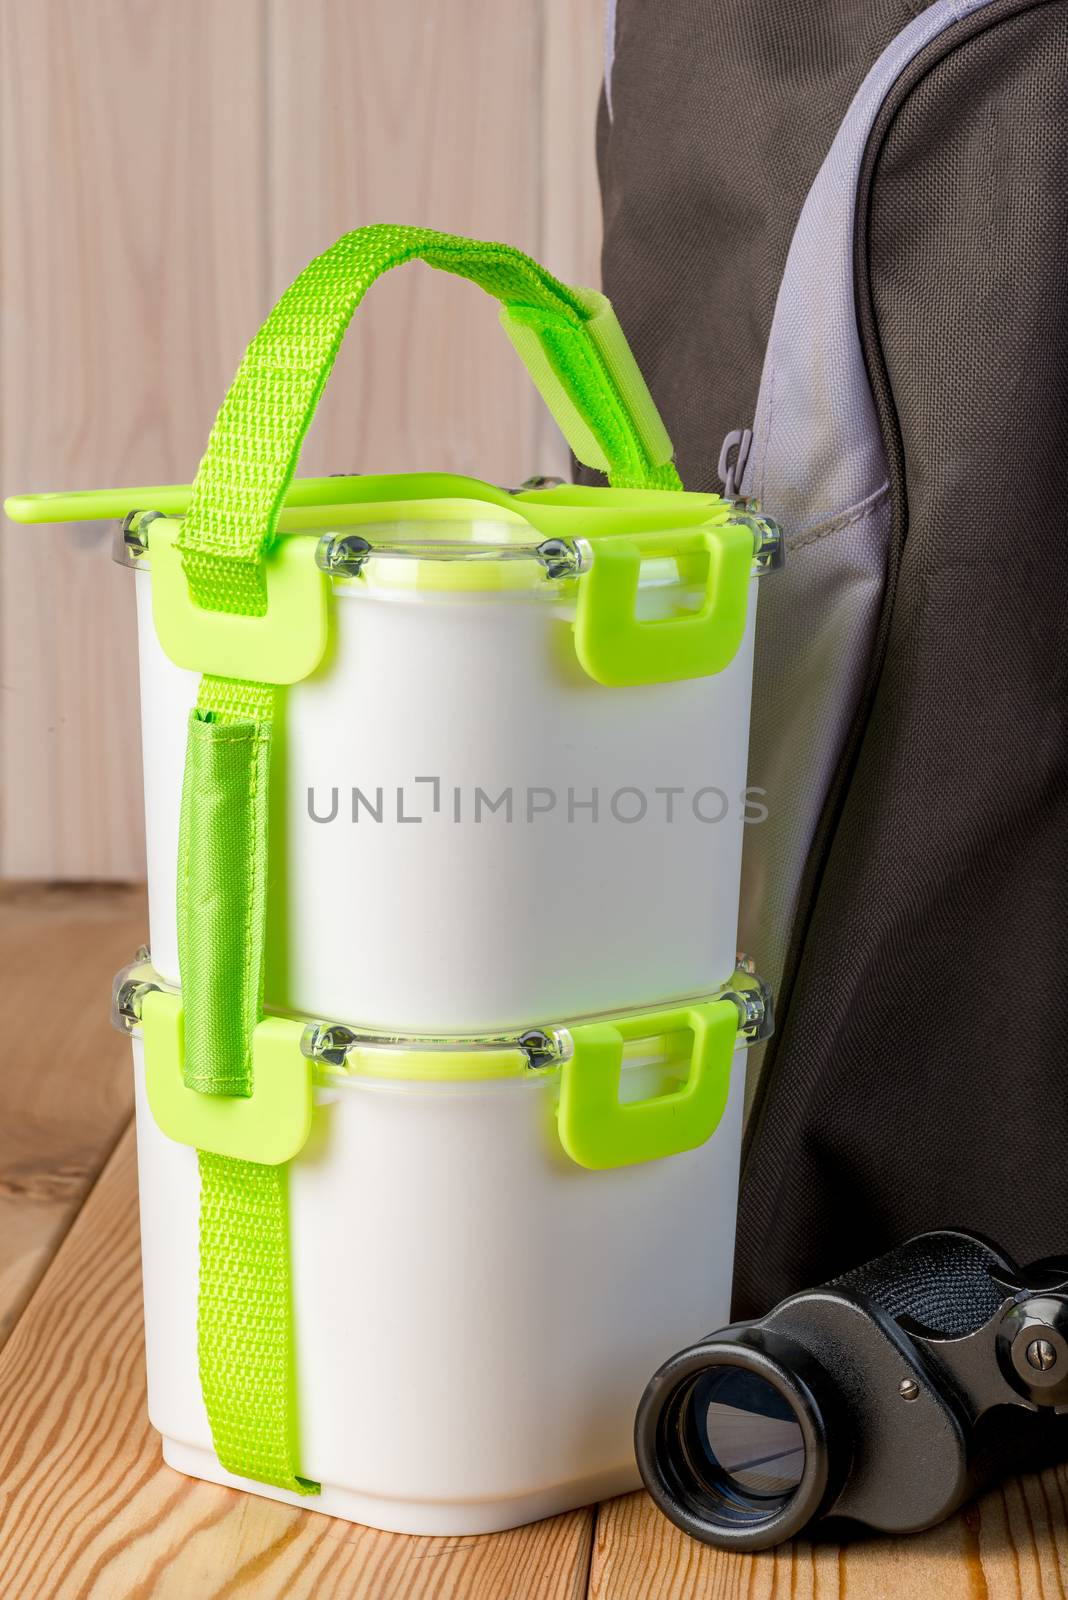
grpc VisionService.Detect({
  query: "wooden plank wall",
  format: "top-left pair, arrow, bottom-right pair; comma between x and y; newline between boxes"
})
0,0 -> 604,879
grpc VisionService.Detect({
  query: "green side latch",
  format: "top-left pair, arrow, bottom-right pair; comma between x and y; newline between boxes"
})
557,998 -> 740,1169
142,989 -> 314,1165
150,519 -> 329,684
575,522 -> 754,687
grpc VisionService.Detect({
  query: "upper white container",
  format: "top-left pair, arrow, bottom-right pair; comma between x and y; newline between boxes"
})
129,479 -> 779,1033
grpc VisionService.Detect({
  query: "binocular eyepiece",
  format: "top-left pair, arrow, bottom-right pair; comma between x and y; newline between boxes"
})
635,1230 -> 1068,1551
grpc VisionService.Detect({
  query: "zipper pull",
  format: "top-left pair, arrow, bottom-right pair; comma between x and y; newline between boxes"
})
718,427 -> 753,503
718,427 -> 784,572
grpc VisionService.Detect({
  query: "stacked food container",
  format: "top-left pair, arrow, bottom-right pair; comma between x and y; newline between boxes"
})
25,226 -> 781,1534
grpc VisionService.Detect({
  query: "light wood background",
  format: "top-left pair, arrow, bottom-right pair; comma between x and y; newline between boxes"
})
0,0 -> 604,880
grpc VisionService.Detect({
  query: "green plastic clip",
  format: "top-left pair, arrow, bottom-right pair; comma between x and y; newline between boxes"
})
142,990 -> 314,1165
149,518 -> 329,684
574,522 -> 754,686
557,999 -> 739,1169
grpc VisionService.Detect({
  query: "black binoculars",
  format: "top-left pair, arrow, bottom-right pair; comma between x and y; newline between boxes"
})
635,1230 -> 1068,1550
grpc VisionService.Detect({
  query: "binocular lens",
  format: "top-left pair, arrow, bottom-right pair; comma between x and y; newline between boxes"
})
690,1367 -> 806,1501
636,1342 -> 832,1549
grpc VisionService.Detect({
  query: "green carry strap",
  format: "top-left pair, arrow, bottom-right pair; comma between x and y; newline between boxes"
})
177,677 -> 321,1493
174,225 -> 683,1494
176,223 -> 680,615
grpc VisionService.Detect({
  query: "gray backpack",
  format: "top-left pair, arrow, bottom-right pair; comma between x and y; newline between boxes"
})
591,0 -> 1068,1312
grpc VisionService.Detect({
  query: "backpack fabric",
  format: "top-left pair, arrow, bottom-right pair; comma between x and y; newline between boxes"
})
590,0 -> 1068,1314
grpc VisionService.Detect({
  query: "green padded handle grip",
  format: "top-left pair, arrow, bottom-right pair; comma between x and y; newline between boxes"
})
176,224 -> 682,617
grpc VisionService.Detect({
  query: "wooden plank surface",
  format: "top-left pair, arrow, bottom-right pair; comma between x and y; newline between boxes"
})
589,1462 -> 1068,1599
266,0 -> 552,489
533,0 -> 605,470
0,882 -> 145,1347
0,0 -> 267,879
0,1123 -> 595,1600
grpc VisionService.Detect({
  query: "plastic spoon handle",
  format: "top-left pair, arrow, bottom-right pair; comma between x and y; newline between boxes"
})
3,475 -> 369,526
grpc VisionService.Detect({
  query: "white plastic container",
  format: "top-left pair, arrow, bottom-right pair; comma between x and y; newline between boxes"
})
127,482 -> 778,1033
122,958 -> 770,1535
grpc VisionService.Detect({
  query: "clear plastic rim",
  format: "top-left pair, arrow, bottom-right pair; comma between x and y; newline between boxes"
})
112,952 -> 773,1072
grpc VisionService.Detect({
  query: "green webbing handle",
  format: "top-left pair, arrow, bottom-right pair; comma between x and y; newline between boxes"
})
175,224 -> 681,616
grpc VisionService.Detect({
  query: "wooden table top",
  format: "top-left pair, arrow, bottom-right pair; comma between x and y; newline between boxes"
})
1,883 -> 1064,1598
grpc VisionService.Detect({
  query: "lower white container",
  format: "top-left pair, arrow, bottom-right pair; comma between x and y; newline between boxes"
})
127,479 -> 778,1033
124,960 -> 770,1535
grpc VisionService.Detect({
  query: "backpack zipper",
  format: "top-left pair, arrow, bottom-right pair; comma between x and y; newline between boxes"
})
718,427 -> 754,503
